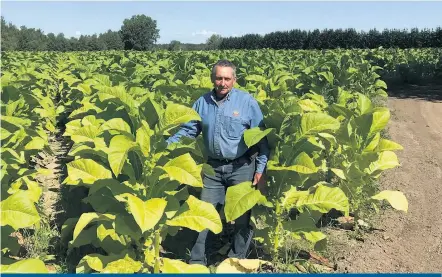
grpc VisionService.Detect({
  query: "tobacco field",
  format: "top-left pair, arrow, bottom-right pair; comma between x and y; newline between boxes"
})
1,48 -> 441,273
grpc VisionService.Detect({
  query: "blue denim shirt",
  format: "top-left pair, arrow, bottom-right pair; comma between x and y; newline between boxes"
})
167,88 -> 270,174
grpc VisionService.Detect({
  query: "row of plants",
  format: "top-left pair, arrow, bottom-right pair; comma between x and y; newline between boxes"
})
0,53 -> 64,273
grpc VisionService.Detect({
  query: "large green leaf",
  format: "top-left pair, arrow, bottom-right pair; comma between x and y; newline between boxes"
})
267,152 -> 317,174
108,135 -> 141,177
160,153 -> 203,187
116,194 -> 167,233
363,132 -> 380,152
69,102 -> 103,119
102,255 -> 142,273
161,258 -> 209,273
96,224 -> 127,254
97,86 -> 139,115
65,159 -> 113,185
24,137 -> 46,150
101,118 -> 132,134
0,191 -> 40,230
71,125 -> 103,143
298,99 -> 322,112
0,258 -> 48,273
369,108 -> 390,136
73,212 -> 115,242
136,120 -> 153,157
166,195 -> 222,234
290,152 -> 318,174
159,103 -> 201,132
141,97 -> 162,129
356,93 -> 373,115
281,187 -> 309,210
76,252 -> 128,273
243,127 -> 274,148
284,184 -> 349,216
300,112 -> 340,137
224,182 -> 265,222
376,139 -> 403,151
365,151 -> 400,175
114,214 -> 142,240
283,213 -> 325,244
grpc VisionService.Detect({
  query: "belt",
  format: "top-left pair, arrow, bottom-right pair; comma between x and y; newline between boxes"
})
208,155 -> 251,165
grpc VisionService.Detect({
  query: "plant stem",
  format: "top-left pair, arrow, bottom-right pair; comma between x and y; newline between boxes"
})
273,202 -> 281,255
153,230 -> 161,273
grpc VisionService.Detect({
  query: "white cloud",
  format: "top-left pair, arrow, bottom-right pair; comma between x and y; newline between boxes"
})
75,31 -> 82,37
191,29 -> 217,37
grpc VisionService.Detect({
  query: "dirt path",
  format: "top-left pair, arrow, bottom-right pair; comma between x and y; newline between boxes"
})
330,88 -> 442,273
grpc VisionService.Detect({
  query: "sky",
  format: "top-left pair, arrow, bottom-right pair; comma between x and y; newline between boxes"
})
1,1 -> 442,44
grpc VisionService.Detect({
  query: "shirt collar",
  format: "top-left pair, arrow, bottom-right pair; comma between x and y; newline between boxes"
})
211,88 -> 235,102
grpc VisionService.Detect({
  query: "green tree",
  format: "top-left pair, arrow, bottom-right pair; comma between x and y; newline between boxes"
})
120,14 -> 160,50
1,16 -> 20,51
206,34 -> 223,50
168,40 -> 182,51
16,26 -> 47,51
99,29 -> 124,50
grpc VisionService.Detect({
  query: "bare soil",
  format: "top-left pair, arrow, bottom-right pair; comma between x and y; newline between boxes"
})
327,85 -> 442,273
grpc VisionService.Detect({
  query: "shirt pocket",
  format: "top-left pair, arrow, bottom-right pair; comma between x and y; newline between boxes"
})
224,116 -> 247,139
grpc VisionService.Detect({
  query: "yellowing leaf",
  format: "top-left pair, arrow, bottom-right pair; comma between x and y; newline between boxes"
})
102,255 -> 142,273
119,195 -> 167,233
331,168 -> 346,180
300,112 -> 340,136
24,137 -> 46,150
65,159 -> 112,185
298,99 -> 322,112
377,139 -> 403,151
284,184 -> 349,216
243,127 -> 274,148
161,258 -> 209,273
0,191 -> 40,230
101,118 -> 132,134
216,258 -> 271,273
167,195 -> 222,234
216,258 -> 247,273
366,151 -> 400,175
71,125 -> 102,143
372,190 -> 408,212
161,153 -> 203,187
0,258 -> 48,273
108,135 -> 140,177
136,120 -> 153,157
160,103 -> 201,132
73,213 -> 115,242
364,132 -> 380,152
369,108 -> 390,136
224,182 -> 264,222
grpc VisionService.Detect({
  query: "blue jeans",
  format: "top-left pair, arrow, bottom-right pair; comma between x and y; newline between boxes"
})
189,155 -> 256,265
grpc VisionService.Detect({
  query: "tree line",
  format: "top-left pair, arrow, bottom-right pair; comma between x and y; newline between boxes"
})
1,14 -> 441,52
219,28 -> 442,50
1,15 -> 160,51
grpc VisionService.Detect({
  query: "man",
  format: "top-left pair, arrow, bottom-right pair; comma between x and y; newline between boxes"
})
166,59 -> 270,265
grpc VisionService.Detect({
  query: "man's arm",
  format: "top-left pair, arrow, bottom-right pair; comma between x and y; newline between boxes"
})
249,98 -> 270,175
166,100 -> 202,145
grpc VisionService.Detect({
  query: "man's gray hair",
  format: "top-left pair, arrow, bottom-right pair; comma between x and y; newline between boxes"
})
211,59 -> 237,80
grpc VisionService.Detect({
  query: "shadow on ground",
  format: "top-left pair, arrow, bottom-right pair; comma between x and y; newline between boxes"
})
386,82 -> 442,103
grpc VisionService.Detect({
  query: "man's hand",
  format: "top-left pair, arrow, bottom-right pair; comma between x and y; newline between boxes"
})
252,173 -> 263,186
252,172 -> 266,194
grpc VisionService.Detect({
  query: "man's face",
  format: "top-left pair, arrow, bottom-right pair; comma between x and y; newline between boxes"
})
213,66 -> 236,96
